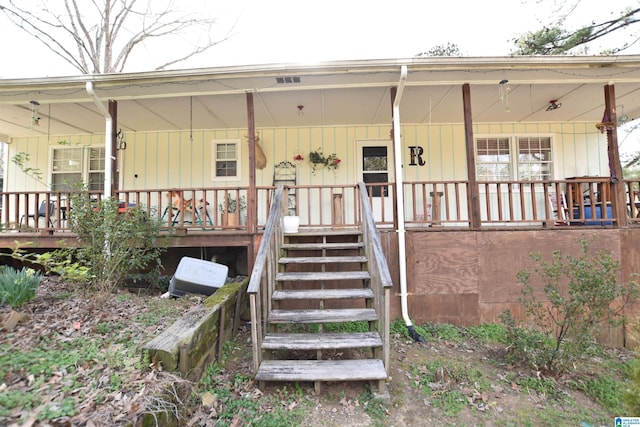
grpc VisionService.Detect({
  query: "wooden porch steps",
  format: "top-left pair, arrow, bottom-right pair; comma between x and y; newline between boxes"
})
262,332 -> 382,350
275,271 -> 370,282
281,242 -> 364,251
279,255 -> 367,264
271,288 -> 374,300
256,228 -> 388,393
268,308 -> 378,324
256,359 -> 387,382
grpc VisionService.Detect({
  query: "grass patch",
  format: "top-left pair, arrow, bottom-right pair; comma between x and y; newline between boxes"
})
466,323 -> 509,344
197,338 -> 308,427
410,357 -> 491,417
358,386 -> 389,427
570,375 -> 625,415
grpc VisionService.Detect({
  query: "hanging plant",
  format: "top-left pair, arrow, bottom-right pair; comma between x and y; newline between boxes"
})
308,148 -> 340,174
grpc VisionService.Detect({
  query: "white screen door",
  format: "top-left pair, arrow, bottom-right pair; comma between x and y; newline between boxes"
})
356,139 -> 394,223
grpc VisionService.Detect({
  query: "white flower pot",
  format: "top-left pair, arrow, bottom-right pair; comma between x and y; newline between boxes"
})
283,215 -> 300,233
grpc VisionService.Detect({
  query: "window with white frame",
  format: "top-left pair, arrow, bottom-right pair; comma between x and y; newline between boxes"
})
475,135 -> 552,181
51,146 -> 105,191
211,139 -> 240,180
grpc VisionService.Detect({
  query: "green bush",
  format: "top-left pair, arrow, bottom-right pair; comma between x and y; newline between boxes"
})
0,266 -> 43,308
502,237 -> 639,376
623,357 -> 640,415
68,190 -> 166,295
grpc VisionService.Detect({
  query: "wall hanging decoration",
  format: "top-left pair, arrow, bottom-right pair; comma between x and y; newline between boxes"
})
245,132 -> 267,169
309,148 -> 340,174
595,109 -> 615,134
293,153 -> 304,164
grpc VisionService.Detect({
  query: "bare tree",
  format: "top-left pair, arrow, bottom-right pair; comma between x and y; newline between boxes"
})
0,0 -> 231,74
513,1 -> 640,55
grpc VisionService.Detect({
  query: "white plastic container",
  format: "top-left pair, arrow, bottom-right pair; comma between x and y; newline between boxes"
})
283,215 -> 300,233
168,257 -> 228,297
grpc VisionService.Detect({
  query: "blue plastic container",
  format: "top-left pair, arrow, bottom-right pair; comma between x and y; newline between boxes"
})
572,203 -> 613,225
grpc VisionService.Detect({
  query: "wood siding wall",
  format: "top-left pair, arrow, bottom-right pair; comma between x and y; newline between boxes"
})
381,228 -> 640,347
7,122 -> 608,192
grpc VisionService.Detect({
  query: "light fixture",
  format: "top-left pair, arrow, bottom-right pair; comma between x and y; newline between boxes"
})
297,105 -> 304,116
29,100 -> 40,128
498,80 -> 510,112
618,104 -> 629,126
546,99 -> 562,111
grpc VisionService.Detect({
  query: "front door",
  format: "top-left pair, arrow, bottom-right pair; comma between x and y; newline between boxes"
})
356,139 -> 394,223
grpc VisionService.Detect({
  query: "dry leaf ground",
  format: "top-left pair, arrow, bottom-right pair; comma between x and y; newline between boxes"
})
0,277 -> 634,426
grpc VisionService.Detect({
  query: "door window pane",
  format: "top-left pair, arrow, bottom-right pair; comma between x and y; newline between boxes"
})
362,147 -> 388,197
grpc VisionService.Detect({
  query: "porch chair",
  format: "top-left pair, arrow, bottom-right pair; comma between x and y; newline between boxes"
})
19,200 -> 55,229
547,191 -> 569,225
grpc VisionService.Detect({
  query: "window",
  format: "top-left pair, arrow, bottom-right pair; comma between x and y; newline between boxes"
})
362,146 -> 389,197
212,139 -> 240,180
475,135 -> 552,181
51,146 -> 105,191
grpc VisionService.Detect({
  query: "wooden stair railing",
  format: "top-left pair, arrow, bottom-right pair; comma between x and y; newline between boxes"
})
248,183 -> 393,395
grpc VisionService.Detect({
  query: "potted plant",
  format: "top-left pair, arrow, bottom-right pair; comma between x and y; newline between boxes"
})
219,193 -> 246,228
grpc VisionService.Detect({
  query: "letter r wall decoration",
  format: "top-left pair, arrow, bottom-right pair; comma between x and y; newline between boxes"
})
409,146 -> 425,166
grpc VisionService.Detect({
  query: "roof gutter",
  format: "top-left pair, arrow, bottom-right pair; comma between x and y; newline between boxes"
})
86,81 -> 112,199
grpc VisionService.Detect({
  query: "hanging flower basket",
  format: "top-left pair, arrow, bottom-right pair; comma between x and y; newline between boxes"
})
309,148 -> 340,174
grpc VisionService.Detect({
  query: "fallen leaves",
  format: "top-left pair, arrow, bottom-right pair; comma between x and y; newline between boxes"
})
0,277 -> 198,426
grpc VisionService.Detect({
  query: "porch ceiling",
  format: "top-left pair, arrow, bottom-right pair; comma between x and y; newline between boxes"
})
1,56 -> 640,139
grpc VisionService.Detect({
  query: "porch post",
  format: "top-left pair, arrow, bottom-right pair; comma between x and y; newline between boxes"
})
462,84 -> 481,229
246,92 -> 257,270
108,100 -> 118,195
604,84 -> 628,227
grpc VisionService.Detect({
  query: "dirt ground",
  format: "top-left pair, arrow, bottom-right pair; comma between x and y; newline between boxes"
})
0,277 -> 629,426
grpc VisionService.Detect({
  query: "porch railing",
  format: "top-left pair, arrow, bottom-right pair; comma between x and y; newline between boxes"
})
404,178 -> 640,228
1,178 -> 639,235
247,185 -> 285,373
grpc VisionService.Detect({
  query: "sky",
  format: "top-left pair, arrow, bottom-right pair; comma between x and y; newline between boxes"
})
1,0 -> 639,78
0,0 -> 639,156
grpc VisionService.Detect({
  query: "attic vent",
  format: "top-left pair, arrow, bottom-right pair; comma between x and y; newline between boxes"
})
276,76 -> 301,84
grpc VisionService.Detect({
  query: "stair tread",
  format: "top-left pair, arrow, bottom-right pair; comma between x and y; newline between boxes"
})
262,332 -> 382,350
256,359 -> 387,382
280,255 -> 368,264
272,288 -> 374,300
284,229 -> 362,236
282,242 -> 364,250
268,308 -> 378,324
276,271 -> 370,281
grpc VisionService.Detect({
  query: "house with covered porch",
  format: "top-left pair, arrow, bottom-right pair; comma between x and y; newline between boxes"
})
0,56 -> 639,356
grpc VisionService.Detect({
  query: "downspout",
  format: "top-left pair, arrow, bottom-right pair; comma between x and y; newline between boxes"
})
392,66 -> 424,342
86,81 -> 113,199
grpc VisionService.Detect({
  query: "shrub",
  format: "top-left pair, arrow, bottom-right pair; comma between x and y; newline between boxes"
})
0,266 -> 43,308
68,190 -> 166,295
623,358 -> 640,414
501,237 -> 639,376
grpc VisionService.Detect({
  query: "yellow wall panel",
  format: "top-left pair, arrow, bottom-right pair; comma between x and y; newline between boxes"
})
5,122 -> 612,193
